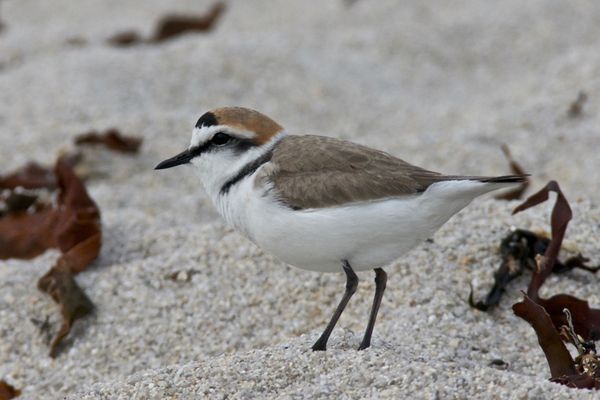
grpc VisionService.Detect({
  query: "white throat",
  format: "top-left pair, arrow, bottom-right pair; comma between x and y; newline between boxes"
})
190,131 -> 287,203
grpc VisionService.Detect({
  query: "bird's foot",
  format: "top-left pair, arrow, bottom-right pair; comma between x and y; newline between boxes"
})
311,339 -> 327,351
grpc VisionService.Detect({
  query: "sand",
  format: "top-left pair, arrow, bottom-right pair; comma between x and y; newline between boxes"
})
1,0 -> 600,398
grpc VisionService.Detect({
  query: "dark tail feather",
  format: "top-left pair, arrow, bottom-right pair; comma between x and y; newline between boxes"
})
476,174 -> 529,183
440,174 -> 529,183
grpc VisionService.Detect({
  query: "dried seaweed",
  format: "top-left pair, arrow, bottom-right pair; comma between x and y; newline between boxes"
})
0,157 -> 101,357
107,30 -> 144,47
152,3 -> 226,42
507,181 -> 600,389
0,191 -> 40,217
513,295 -> 577,379
513,181 -> 572,295
568,91 -> 588,118
108,2 -> 225,47
514,295 -> 600,388
75,128 -> 142,154
38,265 -> 94,358
494,144 -> 530,201
469,229 -> 598,311
0,162 -> 56,190
0,380 -> 20,400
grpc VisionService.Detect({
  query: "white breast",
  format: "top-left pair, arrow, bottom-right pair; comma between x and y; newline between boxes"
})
215,172 -> 498,273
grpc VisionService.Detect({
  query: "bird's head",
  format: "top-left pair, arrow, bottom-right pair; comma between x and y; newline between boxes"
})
155,107 -> 284,191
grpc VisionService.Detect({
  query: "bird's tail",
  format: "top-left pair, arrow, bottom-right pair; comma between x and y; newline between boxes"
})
425,174 -> 529,199
474,174 -> 529,184
439,174 -> 528,189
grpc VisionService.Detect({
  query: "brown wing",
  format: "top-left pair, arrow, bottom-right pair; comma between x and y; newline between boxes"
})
263,135 -> 446,209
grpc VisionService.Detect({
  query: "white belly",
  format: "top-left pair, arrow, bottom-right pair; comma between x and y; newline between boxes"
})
216,177 -> 493,273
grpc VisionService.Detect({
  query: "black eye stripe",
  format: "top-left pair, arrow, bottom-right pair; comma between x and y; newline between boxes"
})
188,134 -> 258,157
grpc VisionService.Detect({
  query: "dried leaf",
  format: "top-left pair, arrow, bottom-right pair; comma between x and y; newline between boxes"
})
0,162 -> 56,190
3,192 -> 39,213
494,144 -> 530,201
107,30 -> 144,46
0,207 -> 57,259
75,128 -> 142,154
0,157 -> 101,262
151,3 -> 226,42
0,380 -> 20,400
513,294 -> 577,379
108,2 -> 226,47
0,157 -> 101,356
37,265 -> 94,358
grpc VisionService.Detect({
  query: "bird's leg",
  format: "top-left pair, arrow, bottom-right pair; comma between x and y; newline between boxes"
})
312,260 -> 358,351
358,268 -> 387,350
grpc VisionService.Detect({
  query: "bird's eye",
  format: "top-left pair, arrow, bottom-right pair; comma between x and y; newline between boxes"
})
212,132 -> 231,146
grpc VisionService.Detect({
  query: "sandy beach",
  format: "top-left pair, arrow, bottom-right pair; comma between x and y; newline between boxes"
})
1,1 -> 600,398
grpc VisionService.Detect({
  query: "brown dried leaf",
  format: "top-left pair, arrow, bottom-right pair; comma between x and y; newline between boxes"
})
0,207 -> 57,259
0,380 -> 20,400
75,128 -> 142,154
0,157 -> 101,262
3,192 -> 39,213
107,3 -> 225,47
152,3 -> 226,42
37,264 -> 94,358
107,30 -> 144,46
0,157 -> 101,356
513,294 -> 577,379
0,162 -> 56,190
494,144 -> 530,201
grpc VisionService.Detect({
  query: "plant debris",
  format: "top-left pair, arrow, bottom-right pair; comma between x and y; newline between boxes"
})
107,30 -> 144,47
567,91 -> 588,118
75,128 -> 142,154
152,2 -> 226,42
0,380 -> 20,400
469,229 -> 599,311
513,295 -> 578,379
108,2 -> 226,47
0,157 -> 101,357
494,144 -> 530,201
0,162 -> 56,190
38,265 -> 95,357
498,180 -> 600,389
514,294 -> 600,389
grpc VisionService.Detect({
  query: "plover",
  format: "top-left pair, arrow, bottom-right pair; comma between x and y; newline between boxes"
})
155,107 -> 525,351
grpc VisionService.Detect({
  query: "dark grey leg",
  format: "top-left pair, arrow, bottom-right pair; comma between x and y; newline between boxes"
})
312,260 -> 358,351
358,268 -> 387,350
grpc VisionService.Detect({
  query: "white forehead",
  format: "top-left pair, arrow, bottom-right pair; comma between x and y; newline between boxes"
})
189,125 -> 256,148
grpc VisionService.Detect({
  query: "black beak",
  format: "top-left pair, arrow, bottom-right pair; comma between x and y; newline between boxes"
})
155,149 -> 194,170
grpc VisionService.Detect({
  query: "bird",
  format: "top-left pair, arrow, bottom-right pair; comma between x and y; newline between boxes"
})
155,107 -> 526,351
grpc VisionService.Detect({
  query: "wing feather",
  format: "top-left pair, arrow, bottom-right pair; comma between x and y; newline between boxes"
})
263,135 -> 445,209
